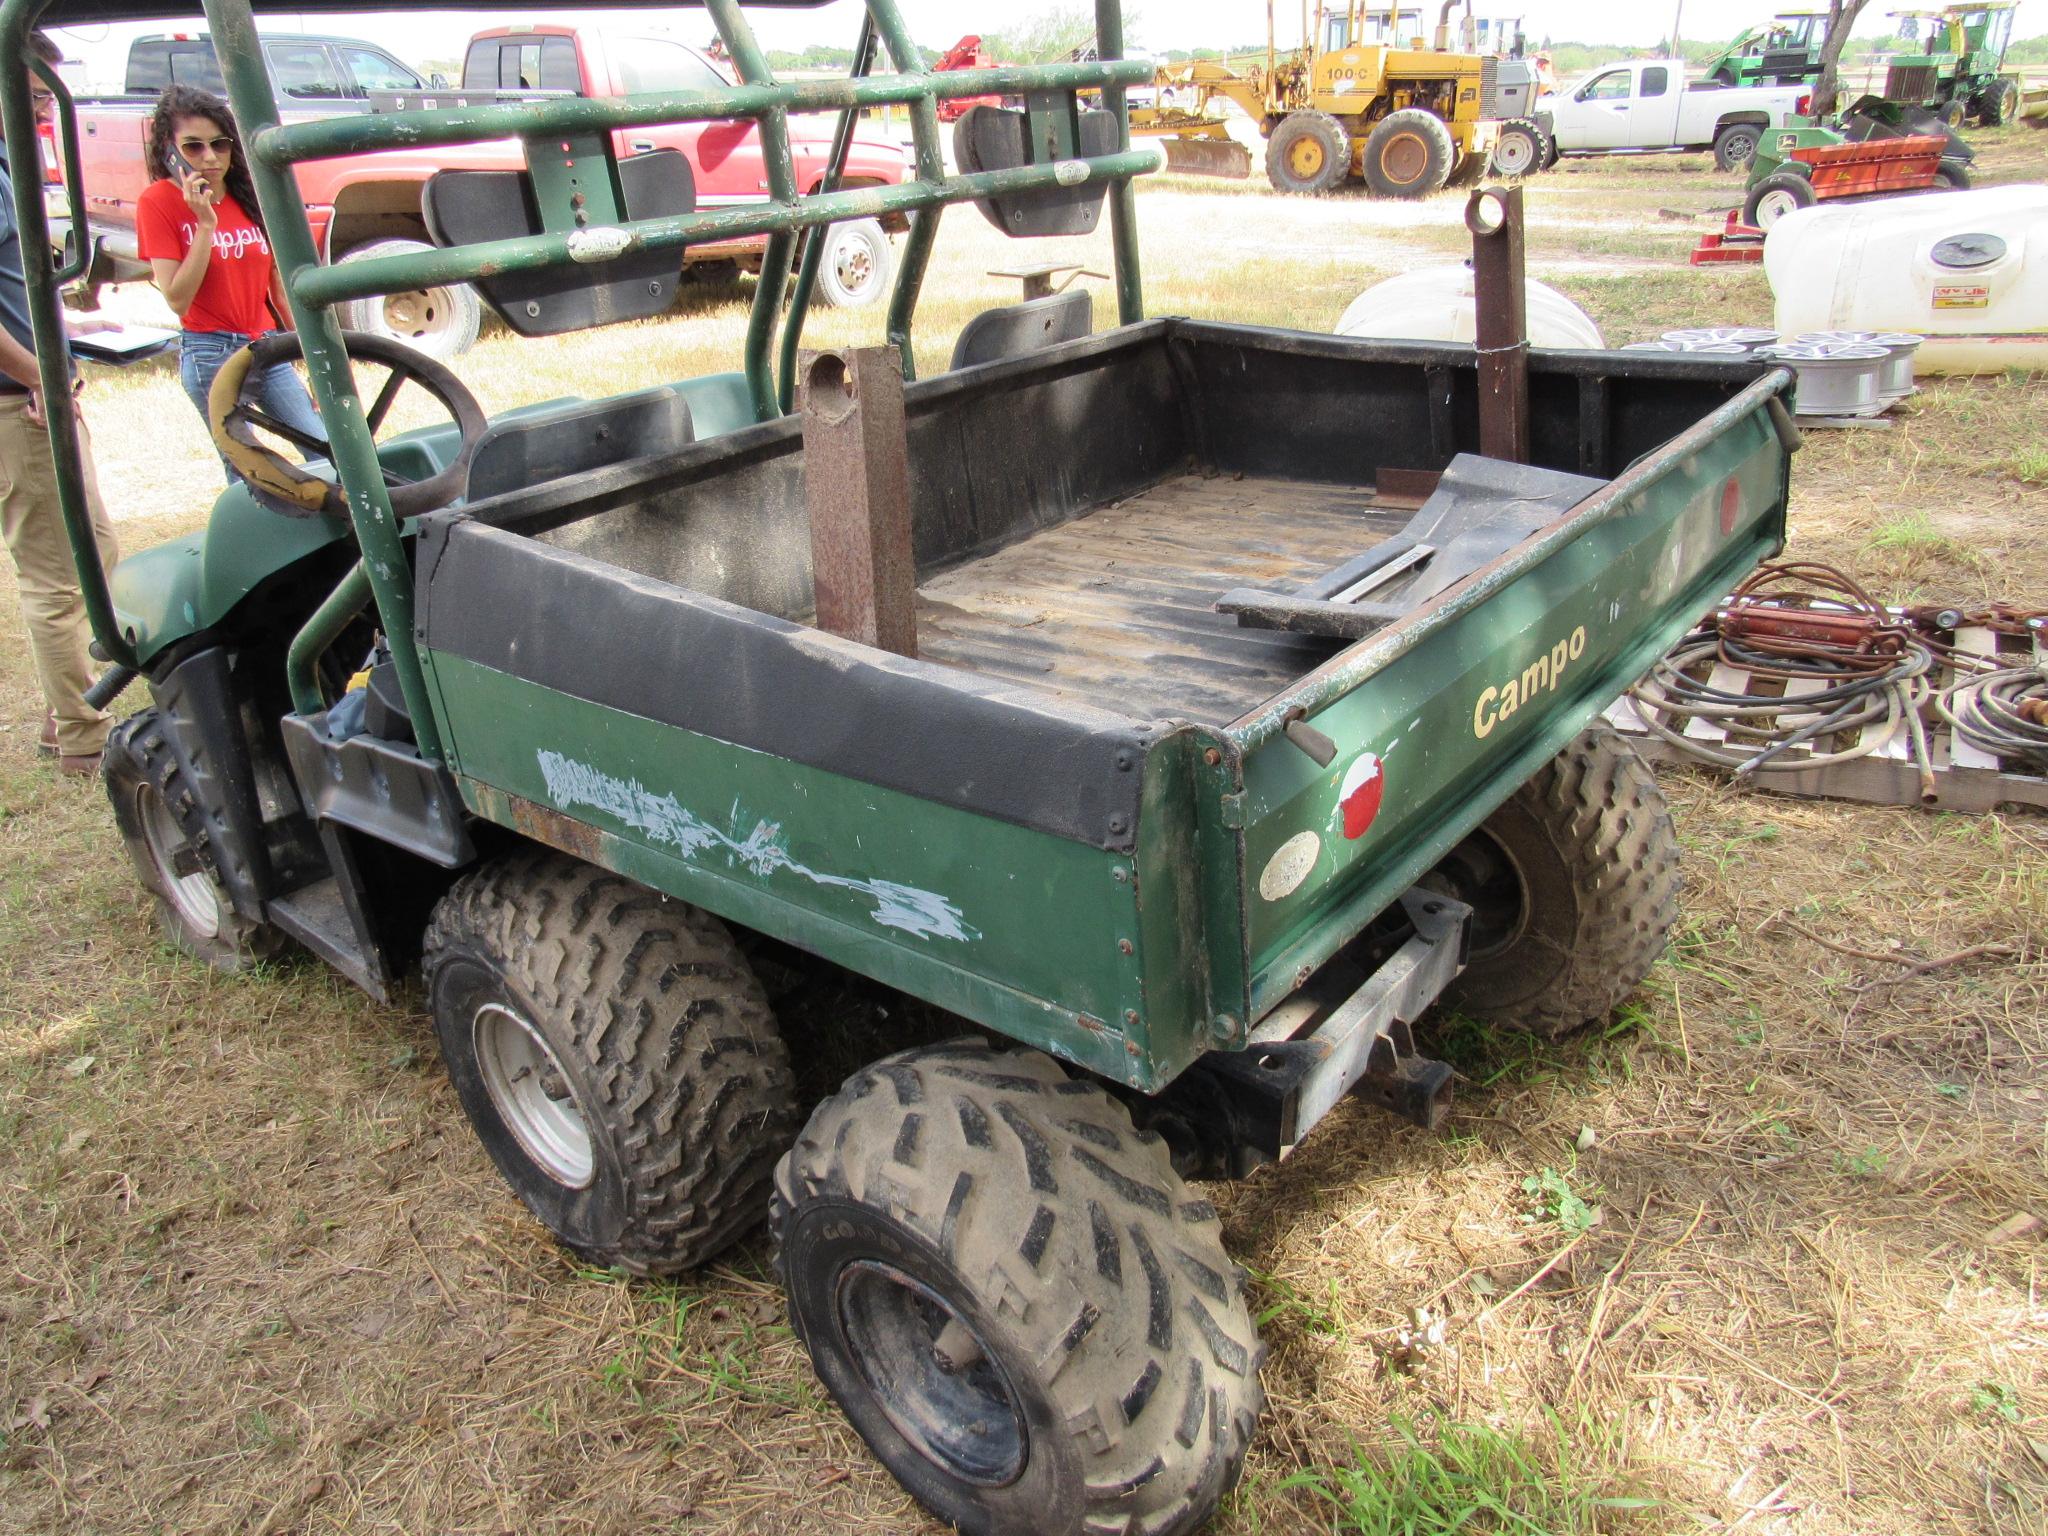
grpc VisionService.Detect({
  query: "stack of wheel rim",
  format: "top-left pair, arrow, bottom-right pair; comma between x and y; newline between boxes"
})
1757,339 -> 1893,416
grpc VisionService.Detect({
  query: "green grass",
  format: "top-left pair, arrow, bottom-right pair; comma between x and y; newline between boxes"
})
1283,1411 -> 1658,1536
1864,510 -> 1982,566
2007,445 -> 2048,485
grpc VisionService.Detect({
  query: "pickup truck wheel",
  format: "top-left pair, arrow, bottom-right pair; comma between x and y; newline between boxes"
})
1362,109 -> 1455,198
775,1037 -> 1264,1536
1429,724 -> 1680,1039
1489,119 -> 1550,178
1713,123 -> 1763,172
813,218 -> 893,310
103,708 -> 288,973
335,239 -> 483,361
424,851 -> 798,1275
1265,110 -> 1353,194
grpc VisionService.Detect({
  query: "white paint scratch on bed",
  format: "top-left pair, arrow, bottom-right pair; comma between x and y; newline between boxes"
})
535,751 -> 978,944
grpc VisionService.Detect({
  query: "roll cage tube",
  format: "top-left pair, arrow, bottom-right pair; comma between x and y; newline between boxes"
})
0,0 -> 1158,759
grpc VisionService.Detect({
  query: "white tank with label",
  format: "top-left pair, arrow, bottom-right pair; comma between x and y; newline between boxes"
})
1764,186 -> 2048,375
1334,264 -> 1605,349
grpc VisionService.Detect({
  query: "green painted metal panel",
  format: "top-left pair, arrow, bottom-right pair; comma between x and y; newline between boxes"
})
423,652 -> 1171,1087
1234,399 -> 1788,1017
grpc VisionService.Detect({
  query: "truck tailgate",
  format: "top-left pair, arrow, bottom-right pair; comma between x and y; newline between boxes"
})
1227,372 -> 1792,1019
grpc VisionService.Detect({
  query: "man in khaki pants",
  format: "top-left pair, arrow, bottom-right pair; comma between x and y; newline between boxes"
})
1,33 -> 119,775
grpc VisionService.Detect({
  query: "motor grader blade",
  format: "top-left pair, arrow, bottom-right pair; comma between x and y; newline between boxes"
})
1160,133 -> 1253,178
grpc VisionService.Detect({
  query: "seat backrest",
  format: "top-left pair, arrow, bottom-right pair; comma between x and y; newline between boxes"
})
467,386 -> 694,504
422,148 -> 695,336
949,289 -> 1094,372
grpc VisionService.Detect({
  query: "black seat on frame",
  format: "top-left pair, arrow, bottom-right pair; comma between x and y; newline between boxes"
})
949,290 -> 1094,372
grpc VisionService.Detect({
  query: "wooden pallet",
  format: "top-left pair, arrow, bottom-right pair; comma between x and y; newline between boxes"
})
1608,623 -> 2048,814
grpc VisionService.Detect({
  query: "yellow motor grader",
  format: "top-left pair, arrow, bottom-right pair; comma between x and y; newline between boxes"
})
1140,2 -> 1503,196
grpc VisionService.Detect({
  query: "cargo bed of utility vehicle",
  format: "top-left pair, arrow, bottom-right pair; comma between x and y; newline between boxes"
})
414,320 -> 1791,1093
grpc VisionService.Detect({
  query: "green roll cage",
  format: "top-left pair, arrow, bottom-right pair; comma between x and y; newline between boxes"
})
0,0 -> 1159,762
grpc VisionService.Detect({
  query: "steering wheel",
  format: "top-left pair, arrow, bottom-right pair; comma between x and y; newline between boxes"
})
206,329 -> 487,520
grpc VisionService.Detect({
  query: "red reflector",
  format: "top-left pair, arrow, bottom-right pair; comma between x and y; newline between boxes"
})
1720,477 -> 1741,536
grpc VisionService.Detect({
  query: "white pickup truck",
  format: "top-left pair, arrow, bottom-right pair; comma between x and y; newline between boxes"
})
1523,59 -> 1809,173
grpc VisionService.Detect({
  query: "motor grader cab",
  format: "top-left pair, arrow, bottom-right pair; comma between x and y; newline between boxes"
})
1149,2 -> 1502,196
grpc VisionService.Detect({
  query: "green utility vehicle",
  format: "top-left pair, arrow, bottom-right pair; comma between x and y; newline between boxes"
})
1705,9 -> 1831,87
9,1 -> 1798,1530
1886,3 -> 2024,126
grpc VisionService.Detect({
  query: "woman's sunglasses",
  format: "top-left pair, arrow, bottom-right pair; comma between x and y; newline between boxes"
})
177,137 -> 235,157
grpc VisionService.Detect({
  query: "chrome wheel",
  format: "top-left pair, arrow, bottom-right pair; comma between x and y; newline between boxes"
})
135,781 -> 221,941
473,1002 -> 595,1188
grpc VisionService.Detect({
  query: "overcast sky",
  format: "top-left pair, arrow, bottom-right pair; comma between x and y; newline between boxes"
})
44,2 -> 2034,84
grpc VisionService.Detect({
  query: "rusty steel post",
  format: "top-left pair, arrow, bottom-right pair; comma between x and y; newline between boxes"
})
799,346 -> 919,658
1467,185 -> 1530,465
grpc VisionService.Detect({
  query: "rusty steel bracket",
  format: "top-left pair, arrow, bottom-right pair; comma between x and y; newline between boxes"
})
798,345 -> 919,658
1467,185 -> 1530,465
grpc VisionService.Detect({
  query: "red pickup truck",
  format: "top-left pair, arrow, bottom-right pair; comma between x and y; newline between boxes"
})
60,25 -> 911,358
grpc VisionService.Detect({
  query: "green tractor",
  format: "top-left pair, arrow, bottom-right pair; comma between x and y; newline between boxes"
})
1704,10 -> 1831,87
1885,2 -> 2024,127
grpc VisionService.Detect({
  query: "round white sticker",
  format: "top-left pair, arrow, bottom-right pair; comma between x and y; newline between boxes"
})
1258,831 -> 1322,902
1052,159 -> 1090,187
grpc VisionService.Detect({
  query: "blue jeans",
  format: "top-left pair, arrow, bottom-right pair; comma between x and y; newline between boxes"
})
178,330 -> 328,486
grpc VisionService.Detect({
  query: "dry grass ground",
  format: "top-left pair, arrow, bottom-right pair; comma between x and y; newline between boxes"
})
3,125 -> 2046,1535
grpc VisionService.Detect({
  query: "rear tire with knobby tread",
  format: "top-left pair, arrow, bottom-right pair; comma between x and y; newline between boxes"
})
1361,108 -> 1455,198
1489,118 -> 1551,178
1433,723 -> 1681,1038
774,1037 -> 1264,1536
424,850 -> 797,1275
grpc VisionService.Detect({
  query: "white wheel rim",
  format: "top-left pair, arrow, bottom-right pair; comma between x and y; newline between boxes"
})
135,782 -> 222,940
833,233 -> 875,294
473,1002 -> 595,1188
1757,189 -> 1799,227
1495,134 -> 1535,176
380,287 -> 459,342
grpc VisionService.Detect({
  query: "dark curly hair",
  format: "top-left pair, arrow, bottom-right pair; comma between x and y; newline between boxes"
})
146,85 -> 264,235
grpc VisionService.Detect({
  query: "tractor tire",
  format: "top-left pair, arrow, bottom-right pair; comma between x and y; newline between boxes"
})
1446,147 -> 1486,187
1744,168 -> 1818,229
774,1037 -> 1264,1536
1361,108 -> 1456,198
1490,118 -> 1551,178
1264,110 -> 1352,194
1939,97 -> 1969,127
1977,78 -> 2020,127
1712,122 -> 1763,172
1711,66 -> 1739,88
1427,724 -> 1680,1039
104,707 -> 289,973
1933,158 -> 1973,190
811,217 -> 893,310
424,850 -> 797,1275
335,239 -> 483,362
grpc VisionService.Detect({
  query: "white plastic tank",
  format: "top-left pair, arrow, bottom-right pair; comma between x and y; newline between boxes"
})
1334,264 -> 1605,348
1764,186 -> 2048,375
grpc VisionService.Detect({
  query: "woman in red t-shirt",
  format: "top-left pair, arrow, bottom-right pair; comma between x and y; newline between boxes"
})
136,86 -> 326,484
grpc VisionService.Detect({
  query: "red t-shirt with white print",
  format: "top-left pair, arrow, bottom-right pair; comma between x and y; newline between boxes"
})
135,177 -> 278,337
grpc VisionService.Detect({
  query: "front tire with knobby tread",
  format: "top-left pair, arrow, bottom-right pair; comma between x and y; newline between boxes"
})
775,1037 -> 1264,1536
1264,109 -> 1352,194
104,707 -> 288,973
1433,723 -> 1681,1038
424,850 -> 797,1275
